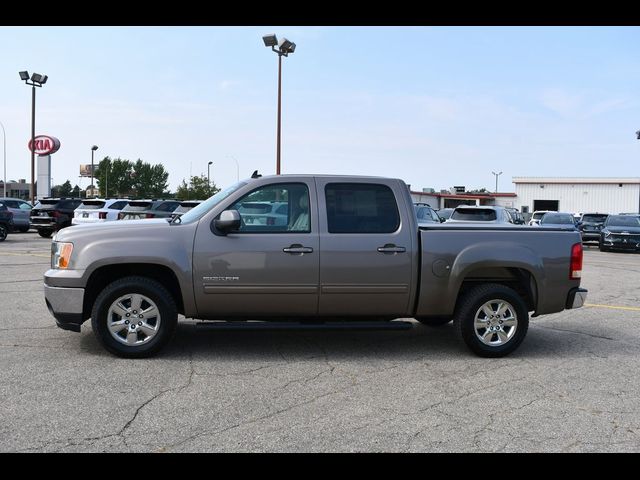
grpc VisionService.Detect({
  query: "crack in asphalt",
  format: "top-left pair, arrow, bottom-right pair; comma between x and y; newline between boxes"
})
160,386 -> 352,452
531,324 -> 617,341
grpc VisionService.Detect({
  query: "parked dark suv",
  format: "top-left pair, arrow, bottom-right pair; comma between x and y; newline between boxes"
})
118,200 -> 180,220
30,198 -> 83,238
0,202 -> 14,241
578,213 -> 608,243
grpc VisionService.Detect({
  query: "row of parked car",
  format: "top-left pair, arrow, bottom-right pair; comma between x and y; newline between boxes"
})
414,204 -> 640,253
0,197 -> 203,240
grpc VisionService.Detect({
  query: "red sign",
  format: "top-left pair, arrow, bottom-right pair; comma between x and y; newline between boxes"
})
28,135 -> 61,155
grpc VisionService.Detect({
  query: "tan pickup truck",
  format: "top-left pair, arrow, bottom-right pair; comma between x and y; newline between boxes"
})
44,174 -> 587,358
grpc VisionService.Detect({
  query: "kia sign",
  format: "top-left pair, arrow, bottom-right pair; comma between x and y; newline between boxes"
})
28,135 -> 61,155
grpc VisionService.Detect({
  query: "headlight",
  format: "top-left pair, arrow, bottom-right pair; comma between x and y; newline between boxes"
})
51,242 -> 74,269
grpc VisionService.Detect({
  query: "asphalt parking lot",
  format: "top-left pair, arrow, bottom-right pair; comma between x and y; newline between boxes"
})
1,232 -> 640,452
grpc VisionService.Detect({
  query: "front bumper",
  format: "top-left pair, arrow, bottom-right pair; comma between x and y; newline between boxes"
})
44,284 -> 85,332
566,287 -> 588,309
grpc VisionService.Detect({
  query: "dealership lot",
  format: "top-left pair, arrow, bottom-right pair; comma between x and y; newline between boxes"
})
1,233 -> 640,452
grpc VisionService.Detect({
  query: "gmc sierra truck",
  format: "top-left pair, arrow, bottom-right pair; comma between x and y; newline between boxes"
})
44,175 -> 587,358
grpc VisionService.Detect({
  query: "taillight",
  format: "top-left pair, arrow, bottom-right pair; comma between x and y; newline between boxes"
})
267,217 -> 275,226
570,242 -> 583,280
145,213 -> 154,218
118,213 -> 124,220
99,212 -> 107,219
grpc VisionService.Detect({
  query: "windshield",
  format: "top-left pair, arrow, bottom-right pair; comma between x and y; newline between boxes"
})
582,214 -> 608,223
176,181 -> 247,224
532,212 -> 546,220
606,215 -> 640,227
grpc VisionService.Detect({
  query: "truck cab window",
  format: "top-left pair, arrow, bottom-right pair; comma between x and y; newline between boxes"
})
325,183 -> 400,234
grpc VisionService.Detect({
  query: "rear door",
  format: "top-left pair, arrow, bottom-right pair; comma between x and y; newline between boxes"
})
315,179 -> 414,317
192,179 -> 320,317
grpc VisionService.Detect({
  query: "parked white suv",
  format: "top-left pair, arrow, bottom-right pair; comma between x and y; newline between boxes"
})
72,199 -> 129,225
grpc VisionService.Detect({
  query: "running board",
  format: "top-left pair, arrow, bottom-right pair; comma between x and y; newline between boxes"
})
194,321 -> 414,331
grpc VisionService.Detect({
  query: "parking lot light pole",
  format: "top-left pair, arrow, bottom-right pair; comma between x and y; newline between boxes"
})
91,145 -> 98,198
262,34 -> 296,175
19,71 -> 47,205
1,121 -> 6,198
207,161 -> 213,192
492,171 -> 503,193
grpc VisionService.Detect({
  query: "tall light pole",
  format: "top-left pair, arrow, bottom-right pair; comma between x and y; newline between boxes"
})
636,131 -> 639,212
91,145 -> 98,198
19,71 -> 47,205
0,121 -> 6,198
207,161 -> 213,193
492,171 -> 503,193
227,155 -> 240,181
262,34 -> 296,175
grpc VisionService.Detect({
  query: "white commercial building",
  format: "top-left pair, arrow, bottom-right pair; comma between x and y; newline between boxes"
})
513,177 -> 640,215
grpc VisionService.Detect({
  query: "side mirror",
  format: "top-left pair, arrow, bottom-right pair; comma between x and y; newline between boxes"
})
439,217 -> 445,223
213,210 -> 241,235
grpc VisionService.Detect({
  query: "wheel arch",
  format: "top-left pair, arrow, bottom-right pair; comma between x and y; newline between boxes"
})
83,263 -> 185,320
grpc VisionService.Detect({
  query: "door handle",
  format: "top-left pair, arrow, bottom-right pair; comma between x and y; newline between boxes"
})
377,244 -> 406,254
283,244 -> 314,254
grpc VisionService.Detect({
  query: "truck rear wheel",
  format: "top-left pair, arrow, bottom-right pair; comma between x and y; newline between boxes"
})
454,283 -> 529,358
91,276 -> 178,358
38,229 -> 53,238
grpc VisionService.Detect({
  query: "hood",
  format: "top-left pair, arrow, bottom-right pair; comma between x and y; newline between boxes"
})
54,218 -> 170,242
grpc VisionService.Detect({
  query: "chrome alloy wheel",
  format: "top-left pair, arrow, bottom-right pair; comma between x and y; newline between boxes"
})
107,293 -> 162,346
474,299 -> 518,347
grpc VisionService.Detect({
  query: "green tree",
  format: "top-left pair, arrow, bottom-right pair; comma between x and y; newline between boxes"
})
96,157 -> 134,197
59,180 -> 73,197
175,175 -> 219,201
132,159 -> 170,198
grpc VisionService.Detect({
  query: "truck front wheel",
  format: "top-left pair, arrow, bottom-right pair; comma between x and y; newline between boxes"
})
454,284 -> 529,358
91,276 -> 178,358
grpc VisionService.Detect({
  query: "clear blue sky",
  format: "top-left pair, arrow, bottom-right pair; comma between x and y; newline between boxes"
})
1,26 -> 638,193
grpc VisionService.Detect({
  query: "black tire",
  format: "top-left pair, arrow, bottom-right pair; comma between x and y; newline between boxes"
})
415,317 -> 452,327
454,283 -> 529,358
91,276 -> 178,358
38,229 -> 53,238
599,242 -> 609,252
0,224 -> 7,242
19,226 -> 30,233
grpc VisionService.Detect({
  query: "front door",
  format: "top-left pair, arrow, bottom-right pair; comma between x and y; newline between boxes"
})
192,181 -> 319,318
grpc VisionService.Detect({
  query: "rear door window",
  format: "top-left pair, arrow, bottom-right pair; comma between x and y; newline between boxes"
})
325,183 -> 400,233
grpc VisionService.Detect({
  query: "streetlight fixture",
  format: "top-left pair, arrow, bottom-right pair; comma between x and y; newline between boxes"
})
492,171 -> 503,193
636,130 -> 640,140
19,70 -> 48,205
262,34 -> 296,175
207,161 -> 213,192
91,145 -> 98,198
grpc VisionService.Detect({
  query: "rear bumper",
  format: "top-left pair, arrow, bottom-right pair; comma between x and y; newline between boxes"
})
581,232 -> 600,241
44,284 -> 85,332
566,287 -> 588,309
30,220 -> 58,230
